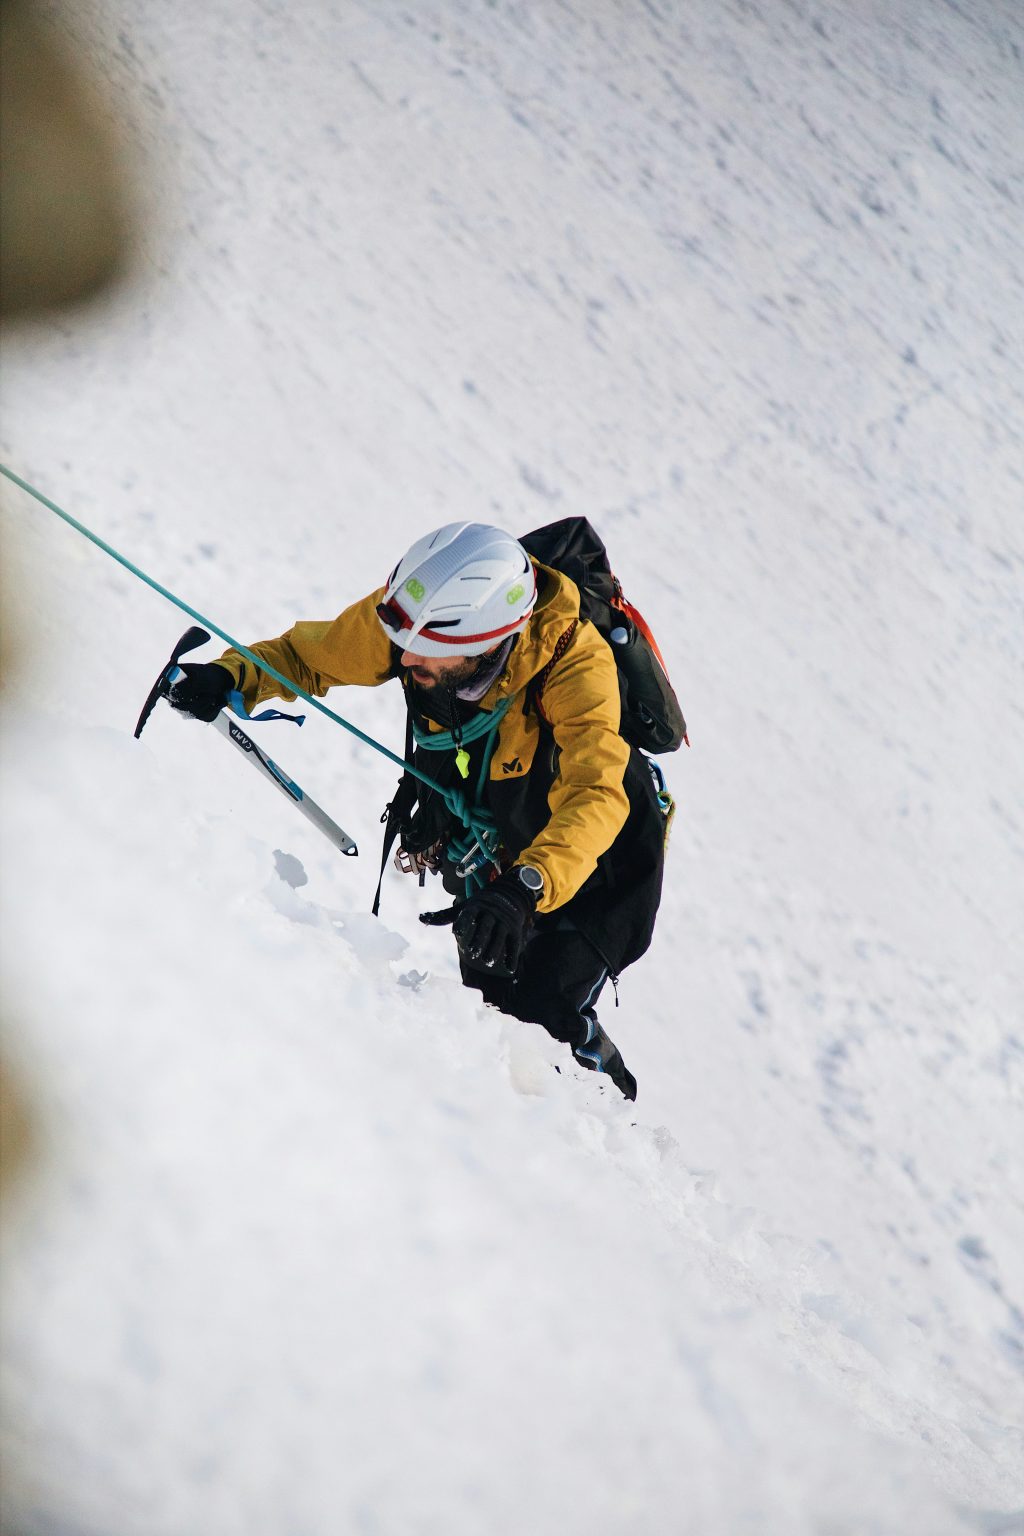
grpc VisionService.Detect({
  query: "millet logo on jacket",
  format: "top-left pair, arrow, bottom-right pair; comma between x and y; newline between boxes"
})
502,756 -> 522,775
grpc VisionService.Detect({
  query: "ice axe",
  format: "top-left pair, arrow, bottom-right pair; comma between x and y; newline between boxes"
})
134,625 -> 358,857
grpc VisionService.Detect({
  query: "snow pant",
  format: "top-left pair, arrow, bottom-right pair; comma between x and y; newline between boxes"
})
458,924 -> 609,1050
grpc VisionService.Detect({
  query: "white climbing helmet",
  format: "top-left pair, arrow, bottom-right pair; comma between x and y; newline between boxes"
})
376,522 -> 537,657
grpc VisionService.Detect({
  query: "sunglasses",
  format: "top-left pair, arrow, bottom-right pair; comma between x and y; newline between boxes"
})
377,597 -> 463,638
375,597 -> 411,634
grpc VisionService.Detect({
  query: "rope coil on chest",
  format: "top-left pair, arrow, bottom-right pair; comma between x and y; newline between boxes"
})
411,693 -> 517,891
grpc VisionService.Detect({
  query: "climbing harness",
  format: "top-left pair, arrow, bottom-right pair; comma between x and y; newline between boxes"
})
411,692 -> 517,891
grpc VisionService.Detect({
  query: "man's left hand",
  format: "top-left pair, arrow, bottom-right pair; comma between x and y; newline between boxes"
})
453,869 -> 539,977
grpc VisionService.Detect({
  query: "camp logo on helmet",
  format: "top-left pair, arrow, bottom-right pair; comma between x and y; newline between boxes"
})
405,577 -> 426,601
506,583 -> 525,605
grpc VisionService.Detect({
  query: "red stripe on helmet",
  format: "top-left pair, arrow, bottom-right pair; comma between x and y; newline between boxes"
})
417,611 -> 532,647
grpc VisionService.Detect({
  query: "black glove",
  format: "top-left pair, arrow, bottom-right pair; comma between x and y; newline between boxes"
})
453,869 -> 538,978
168,662 -> 234,722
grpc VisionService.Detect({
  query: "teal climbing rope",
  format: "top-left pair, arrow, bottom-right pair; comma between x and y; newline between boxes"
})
0,463 -> 503,856
411,694 -> 517,891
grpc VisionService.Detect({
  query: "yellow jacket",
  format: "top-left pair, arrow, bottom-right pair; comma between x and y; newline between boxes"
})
216,564 -> 631,913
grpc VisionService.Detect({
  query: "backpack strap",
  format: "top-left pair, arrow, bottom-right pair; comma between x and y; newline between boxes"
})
611,588 -> 672,678
529,620 -> 578,724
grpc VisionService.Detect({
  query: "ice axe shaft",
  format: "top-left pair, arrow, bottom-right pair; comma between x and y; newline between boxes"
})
196,696 -> 358,857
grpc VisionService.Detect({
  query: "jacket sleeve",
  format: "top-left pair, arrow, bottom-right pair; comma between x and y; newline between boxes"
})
520,626 -> 631,913
215,588 -> 394,710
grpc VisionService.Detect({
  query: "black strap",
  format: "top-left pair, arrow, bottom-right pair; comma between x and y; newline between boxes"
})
371,712 -> 417,916
418,904 -> 459,927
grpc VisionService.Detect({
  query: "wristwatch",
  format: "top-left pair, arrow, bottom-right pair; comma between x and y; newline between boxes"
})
514,865 -> 544,898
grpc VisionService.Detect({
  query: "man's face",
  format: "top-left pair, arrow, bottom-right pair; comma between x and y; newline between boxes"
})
401,649 -> 479,691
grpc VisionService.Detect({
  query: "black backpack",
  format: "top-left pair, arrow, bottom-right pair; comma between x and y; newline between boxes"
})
520,517 -> 688,756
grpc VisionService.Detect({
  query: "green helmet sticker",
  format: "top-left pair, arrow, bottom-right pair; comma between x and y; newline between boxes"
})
506,583 -> 525,606
405,577 -> 426,602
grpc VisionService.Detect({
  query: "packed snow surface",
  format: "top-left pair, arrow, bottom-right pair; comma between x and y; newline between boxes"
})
2,2 -> 1022,1533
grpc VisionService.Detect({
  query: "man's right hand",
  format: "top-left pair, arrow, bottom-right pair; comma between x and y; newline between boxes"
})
453,869 -> 538,977
168,662 -> 234,721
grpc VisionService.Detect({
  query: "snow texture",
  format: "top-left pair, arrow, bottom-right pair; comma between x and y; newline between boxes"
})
1,1 -> 1022,1533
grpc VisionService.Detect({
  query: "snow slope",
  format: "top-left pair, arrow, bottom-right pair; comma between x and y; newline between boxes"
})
2,2 -> 1022,1532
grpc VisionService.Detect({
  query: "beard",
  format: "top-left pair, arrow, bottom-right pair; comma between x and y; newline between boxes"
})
406,654 -> 481,691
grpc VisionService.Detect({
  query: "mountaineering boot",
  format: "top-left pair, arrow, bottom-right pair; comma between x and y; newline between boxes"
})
573,1018 -> 638,1101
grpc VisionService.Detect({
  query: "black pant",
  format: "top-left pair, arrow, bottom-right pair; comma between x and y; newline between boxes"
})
459,924 -> 609,1050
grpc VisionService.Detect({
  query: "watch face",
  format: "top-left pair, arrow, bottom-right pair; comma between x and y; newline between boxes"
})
518,865 -> 544,894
